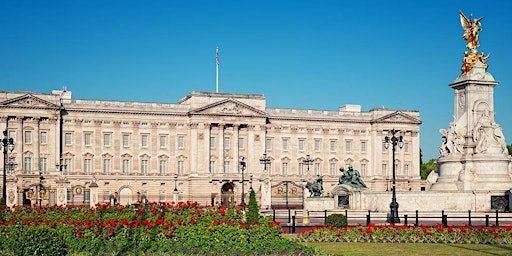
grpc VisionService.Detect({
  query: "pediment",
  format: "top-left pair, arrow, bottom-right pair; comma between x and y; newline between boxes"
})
0,94 -> 60,109
189,98 -> 268,117
374,111 -> 422,124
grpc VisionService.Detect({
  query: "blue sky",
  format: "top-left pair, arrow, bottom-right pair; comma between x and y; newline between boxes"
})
1,0 -> 511,162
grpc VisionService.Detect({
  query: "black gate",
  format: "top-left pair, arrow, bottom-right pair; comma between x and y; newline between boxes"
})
271,181 -> 303,209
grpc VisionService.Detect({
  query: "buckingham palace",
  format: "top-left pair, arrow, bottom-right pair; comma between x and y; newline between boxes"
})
0,89 -> 422,209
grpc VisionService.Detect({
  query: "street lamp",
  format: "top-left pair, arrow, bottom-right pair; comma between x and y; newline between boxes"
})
1,130 -> 14,206
249,174 -> 253,191
302,154 -> 313,174
259,153 -> 271,172
384,129 -> 403,224
239,157 -> 246,207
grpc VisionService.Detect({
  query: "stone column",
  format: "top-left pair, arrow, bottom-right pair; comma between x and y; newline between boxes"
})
55,177 -> 69,206
89,181 -> 99,207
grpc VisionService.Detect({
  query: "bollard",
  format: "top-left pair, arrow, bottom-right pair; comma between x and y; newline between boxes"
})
468,210 -> 472,226
485,214 -> 489,227
324,210 -> 328,225
288,208 -> 291,223
303,210 -> 309,224
292,216 -> 296,234
404,214 -> 408,226
366,210 -> 371,226
415,210 -> 419,227
496,210 -> 499,226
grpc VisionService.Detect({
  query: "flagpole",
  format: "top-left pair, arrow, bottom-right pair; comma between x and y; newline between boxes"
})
216,47 -> 219,93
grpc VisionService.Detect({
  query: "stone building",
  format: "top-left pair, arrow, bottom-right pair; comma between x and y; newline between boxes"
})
0,90 -> 421,208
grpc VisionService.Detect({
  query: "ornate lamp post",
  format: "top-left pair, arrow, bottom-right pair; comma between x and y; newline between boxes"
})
259,153 -> 271,172
302,154 -> 313,174
249,174 -> 253,191
384,129 -> 403,224
239,157 -> 246,207
1,130 -> 14,206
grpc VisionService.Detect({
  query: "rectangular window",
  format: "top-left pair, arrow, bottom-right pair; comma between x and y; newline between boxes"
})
84,133 -> 92,146
159,135 -> 167,148
103,190 -> 110,201
382,164 -> 387,176
298,139 -> 305,151
8,130 -> 15,140
84,159 -> 92,173
159,160 -> 167,174
178,160 -> 185,174
238,138 -> 244,149
345,140 -> 352,152
404,164 -> 409,176
141,134 -> 149,147
282,162 -> 288,175
330,140 -> 337,152
122,160 -> 130,174
141,160 -> 148,174
265,138 -> 272,150
282,138 -> 289,151
314,163 -> 320,175
314,139 -> 321,151
40,158 -> 47,172
65,133 -> 72,145
361,163 -> 367,176
24,131 -> 32,144
223,161 -> 230,173
123,134 -> 130,147
159,190 -> 166,201
210,137 -> 216,148
103,133 -> 111,147
361,141 -> 367,152
330,163 -> 336,175
209,161 -> 215,173
64,158 -> 72,173
224,137 -> 231,149
178,135 -> 185,149
298,163 -> 304,175
24,157 -> 32,171
404,142 -> 410,153
103,159 -> 111,173
40,132 -> 47,144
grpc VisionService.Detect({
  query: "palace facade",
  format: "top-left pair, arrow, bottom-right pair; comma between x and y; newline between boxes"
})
0,90 -> 422,209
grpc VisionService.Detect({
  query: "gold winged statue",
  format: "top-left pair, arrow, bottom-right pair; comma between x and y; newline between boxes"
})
460,11 -> 484,52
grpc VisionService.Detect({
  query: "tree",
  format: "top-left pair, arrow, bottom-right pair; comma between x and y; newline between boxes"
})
246,189 -> 260,224
420,159 -> 437,180
508,143 -> 512,156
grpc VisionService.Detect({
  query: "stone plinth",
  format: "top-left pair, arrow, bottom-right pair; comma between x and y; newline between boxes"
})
303,197 -> 334,211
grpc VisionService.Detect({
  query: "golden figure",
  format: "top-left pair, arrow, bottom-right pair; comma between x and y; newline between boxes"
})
459,11 -> 484,52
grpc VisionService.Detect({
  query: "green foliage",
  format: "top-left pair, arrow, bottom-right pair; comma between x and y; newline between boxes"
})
326,213 -> 347,228
420,158 -> 437,180
11,224 -> 67,256
247,189 -> 260,224
508,143 -> 512,155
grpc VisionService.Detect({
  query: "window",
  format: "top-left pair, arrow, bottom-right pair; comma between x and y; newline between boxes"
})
103,159 -> 111,173
40,158 -> 47,172
210,137 -> 215,148
224,137 -> 231,149
298,163 -> 304,175
223,161 -> 230,173
404,142 -> 410,153
404,164 -> 410,176
345,140 -> 352,152
84,159 -> 92,173
314,139 -> 321,151
159,135 -> 167,148
159,190 -> 166,201
141,160 -> 148,174
122,160 -> 130,174
141,134 -> 149,147
84,133 -> 92,146
159,160 -> 167,174
238,138 -> 244,149
178,135 -> 185,149
282,163 -> 288,175
8,130 -> 15,140
330,140 -> 337,152
314,163 -> 320,175
382,164 -> 387,176
265,138 -> 272,150
178,160 -> 185,174
64,158 -> 72,173
65,133 -> 72,145
298,139 -> 305,151
361,141 -> 367,153
24,157 -> 32,171
282,138 -> 289,151
209,161 -> 215,173
24,131 -> 32,144
361,163 -> 367,176
330,163 -> 337,175
103,190 -> 110,201
123,134 -> 130,147
103,133 -> 111,147
40,132 -> 47,144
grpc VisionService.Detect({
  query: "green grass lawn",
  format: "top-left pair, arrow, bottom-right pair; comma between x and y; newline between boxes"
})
304,242 -> 512,256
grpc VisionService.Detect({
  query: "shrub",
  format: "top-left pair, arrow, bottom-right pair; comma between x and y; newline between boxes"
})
247,189 -> 260,224
326,213 -> 348,228
12,224 -> 67,256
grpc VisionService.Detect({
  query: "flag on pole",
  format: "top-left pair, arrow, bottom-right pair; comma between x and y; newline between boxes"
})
216,48 -> 219,66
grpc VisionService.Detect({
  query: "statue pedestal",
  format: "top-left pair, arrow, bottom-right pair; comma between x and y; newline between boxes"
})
303,197 -> 334,211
